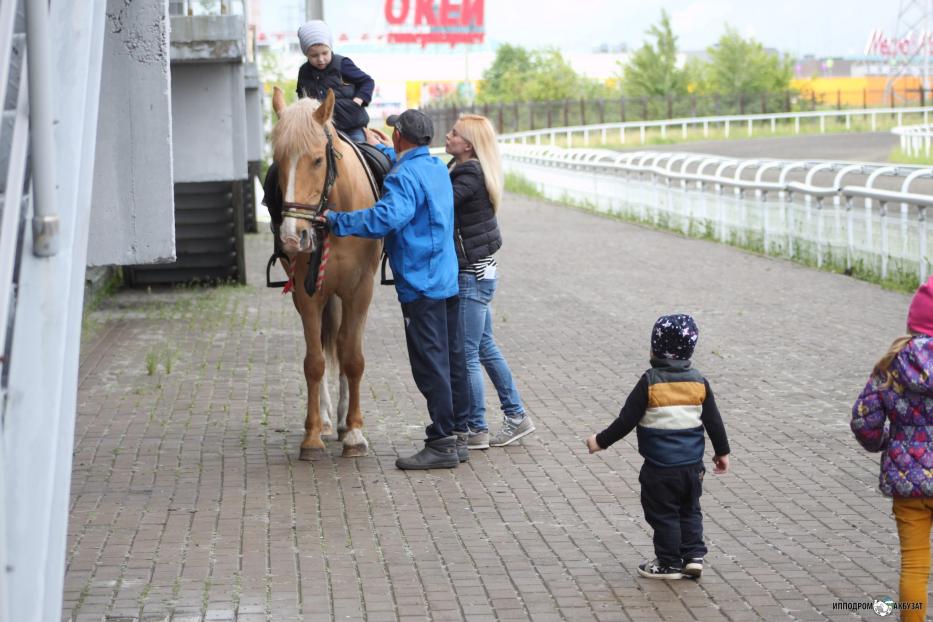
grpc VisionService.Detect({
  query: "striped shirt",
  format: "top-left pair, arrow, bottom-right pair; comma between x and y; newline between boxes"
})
467,256 -> 498,280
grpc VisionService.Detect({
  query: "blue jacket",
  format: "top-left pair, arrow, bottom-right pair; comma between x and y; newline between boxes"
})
327,145 -> 459,303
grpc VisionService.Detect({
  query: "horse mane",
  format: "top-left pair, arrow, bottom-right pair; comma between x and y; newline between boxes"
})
272,98 -> 327,162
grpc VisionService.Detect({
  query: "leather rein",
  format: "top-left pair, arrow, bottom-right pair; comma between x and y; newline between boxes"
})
280,123 -> 341,224
281,124 -> 341,296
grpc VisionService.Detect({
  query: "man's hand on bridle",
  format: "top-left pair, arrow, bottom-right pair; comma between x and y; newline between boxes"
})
312,210 -> 331,232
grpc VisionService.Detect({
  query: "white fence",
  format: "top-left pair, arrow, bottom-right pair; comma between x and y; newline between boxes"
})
894,123 -> 933,158
501,144 -> 933,286
501,107 -> 933,148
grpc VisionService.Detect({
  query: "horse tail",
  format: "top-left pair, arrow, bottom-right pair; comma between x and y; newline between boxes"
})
320,294 -> 341,369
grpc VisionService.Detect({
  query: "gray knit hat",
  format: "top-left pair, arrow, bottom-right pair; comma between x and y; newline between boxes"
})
297,20 -> 332,54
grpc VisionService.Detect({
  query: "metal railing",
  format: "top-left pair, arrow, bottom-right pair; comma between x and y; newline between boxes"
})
499,107 -> 933,149
500,143 -> 933,285
0,0 -> 28,391
893,123 -> 933,157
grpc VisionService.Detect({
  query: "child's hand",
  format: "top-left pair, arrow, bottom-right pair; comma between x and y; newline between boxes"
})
353,97 -> 364,106
585,434 -> 602,454
712,454 -> 729,474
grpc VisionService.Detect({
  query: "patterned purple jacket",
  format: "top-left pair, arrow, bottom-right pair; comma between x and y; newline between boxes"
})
852,337 -> 933,497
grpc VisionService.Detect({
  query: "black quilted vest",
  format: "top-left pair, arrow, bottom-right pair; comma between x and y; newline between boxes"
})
296,54 -> 369,131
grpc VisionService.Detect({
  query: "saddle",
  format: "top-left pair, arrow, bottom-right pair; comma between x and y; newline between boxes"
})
265,131 -> 392,291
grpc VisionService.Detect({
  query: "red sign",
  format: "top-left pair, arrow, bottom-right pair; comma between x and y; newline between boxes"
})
384,0 -> 485,47
866,30 -> 933,58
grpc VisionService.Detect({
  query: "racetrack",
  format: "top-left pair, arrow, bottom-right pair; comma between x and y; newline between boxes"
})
617,131 -> 900,163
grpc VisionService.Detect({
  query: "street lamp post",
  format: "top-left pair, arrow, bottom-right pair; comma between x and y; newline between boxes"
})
306,0 -> 323,20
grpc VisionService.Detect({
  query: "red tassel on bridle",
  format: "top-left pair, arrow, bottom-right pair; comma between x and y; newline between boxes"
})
282,259 -> 295,295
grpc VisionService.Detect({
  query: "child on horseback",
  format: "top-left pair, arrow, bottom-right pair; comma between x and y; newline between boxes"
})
262,20 -> 376,261
296,20 -> 374,143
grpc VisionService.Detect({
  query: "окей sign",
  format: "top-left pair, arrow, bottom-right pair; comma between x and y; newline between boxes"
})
384,0 -> 484,47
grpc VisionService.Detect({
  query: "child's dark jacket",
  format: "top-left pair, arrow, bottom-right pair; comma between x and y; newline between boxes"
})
596,358 -> 730,467
296,54 -> 374,132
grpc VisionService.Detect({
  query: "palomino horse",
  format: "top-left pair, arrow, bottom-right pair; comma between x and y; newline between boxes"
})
271,87 -> 382,460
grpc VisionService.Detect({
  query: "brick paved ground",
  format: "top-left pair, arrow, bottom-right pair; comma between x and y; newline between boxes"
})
66,193 -> 915,621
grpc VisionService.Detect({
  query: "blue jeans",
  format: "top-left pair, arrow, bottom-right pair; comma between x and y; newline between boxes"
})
458,272 -> 524,431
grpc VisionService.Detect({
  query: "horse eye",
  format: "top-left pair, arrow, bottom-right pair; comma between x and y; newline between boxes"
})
314,157 -> 323,167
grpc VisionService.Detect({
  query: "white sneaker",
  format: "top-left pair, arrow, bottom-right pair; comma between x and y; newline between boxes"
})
489,415 -> 536,447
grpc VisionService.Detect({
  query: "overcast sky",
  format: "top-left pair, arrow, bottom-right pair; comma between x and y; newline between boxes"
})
315,0 -> 897,58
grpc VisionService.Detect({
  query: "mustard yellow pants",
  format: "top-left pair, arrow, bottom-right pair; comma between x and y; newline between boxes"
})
894,498 -> 933,621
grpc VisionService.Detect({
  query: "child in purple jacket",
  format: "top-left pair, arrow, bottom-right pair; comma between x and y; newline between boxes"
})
852,276 -> 933,622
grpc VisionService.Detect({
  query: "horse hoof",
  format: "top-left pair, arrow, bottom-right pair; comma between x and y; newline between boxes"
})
336,426 -> 348,442
299,447 -> 328,461
342,443 -> 368,458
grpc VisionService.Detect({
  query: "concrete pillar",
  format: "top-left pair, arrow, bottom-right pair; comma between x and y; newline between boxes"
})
87,0 -> 175,266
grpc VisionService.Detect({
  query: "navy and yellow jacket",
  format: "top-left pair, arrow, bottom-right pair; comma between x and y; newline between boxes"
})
595,358 -> 730,467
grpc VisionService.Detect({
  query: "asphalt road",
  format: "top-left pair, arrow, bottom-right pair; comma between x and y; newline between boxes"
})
619,131 -> 900,163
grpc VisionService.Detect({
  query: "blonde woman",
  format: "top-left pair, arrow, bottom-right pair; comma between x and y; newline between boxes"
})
445,114 -> 535,449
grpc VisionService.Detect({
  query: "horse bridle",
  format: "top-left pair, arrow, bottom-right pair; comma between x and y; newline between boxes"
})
280,123 -> 341,224
278,124 -> 341,296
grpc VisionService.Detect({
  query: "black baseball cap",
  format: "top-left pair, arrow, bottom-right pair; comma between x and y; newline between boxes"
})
386,109 -> 434,146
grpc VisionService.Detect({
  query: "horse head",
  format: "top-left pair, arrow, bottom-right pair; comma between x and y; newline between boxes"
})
271,86 -> 337,255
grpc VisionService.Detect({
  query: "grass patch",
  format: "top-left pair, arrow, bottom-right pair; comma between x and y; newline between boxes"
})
505,171 -> 544,198
888,146 -> 933,167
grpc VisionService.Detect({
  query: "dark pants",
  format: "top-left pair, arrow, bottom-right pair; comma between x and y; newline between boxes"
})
401,295 -> 469,441
639,462 -> 707,567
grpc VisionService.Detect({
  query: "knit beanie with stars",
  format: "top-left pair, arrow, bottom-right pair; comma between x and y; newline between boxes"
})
651,314 -> 699,361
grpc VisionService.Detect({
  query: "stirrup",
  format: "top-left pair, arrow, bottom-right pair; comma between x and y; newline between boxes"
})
266,252 -> 289,288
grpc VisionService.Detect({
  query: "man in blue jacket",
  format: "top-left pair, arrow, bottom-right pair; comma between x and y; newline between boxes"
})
324,109 -> 469,470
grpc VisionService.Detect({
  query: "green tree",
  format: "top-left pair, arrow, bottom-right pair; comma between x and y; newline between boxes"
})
705,27 -> 794,94
477,44 -> 533,103
523,49 -> 589,101
475,44 -> 611,103
620,10 -> 686,98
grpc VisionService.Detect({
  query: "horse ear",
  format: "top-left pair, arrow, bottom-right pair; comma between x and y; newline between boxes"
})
313,89 -> 335,125
272,86 -> 286,119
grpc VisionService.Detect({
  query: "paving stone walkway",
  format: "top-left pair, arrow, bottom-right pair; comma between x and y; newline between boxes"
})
65,193 -> 915,621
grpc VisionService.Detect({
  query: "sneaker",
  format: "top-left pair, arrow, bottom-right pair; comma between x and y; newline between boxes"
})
682,557 -> 703,579
637,559 -> 684,580
467,429 -> 490,449
489,415 -> 536,447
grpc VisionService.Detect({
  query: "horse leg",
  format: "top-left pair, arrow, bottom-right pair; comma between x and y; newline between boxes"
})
319,367 -> 335,437
336,373 -> 349,440
299,319 -> 328,461
337,299 -> 370,458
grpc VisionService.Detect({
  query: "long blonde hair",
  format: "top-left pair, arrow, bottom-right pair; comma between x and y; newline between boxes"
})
873,334 -> 919,388
454,114 -> 503,212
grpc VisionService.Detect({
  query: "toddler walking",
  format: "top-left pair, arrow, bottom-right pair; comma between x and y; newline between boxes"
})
852,276 -> 933,621
586,314 -> 730,579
